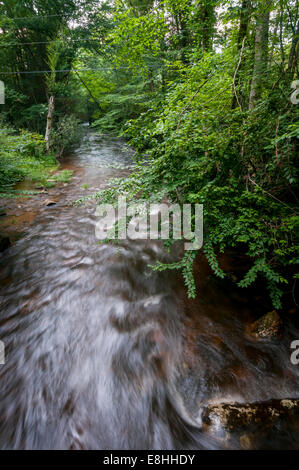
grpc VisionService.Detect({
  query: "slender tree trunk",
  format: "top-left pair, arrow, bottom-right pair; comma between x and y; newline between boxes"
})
237,0 -> 252,47
148,70 -> 155,92
193,0 -> 216,52
279,0 -> 285,66
287,20 -> 299,78
45,95 -> 54,151
249,5 -> 270,110
178,13 -> 189,63
231,0 -> 252,109
201,4 -> 215,51
269,11 -> 279,65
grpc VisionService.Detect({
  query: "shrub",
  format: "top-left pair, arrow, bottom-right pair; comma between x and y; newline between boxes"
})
50,115 -> 82,157
0,126 -> 57,194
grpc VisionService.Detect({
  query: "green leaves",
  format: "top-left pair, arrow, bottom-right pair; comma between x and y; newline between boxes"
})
151,250 -> 198,298
116,47 -> 298,309
111,10 -> 166,73
0,127 -> 57,194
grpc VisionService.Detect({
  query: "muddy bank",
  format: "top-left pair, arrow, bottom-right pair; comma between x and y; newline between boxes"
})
0,162 -> 83,244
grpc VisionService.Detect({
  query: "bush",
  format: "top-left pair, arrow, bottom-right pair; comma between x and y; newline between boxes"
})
0,126 -> 57,194
91,58 -> 298,310
50,115 -> 82,157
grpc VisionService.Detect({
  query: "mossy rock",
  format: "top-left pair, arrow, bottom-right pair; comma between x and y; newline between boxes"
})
202,399 -> 299,449
248,310 -> 283,339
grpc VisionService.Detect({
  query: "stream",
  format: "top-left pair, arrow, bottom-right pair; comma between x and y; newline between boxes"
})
0,130 -> 298,450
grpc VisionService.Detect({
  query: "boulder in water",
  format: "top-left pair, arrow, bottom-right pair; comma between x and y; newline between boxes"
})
43,199 -> 57,207
247,310 -> 283,339
201,399 -> 299,449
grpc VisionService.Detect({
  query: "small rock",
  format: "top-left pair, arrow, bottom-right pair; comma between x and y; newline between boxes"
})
43,199 -> 57,207
247,310 -> 283,339
0,234 -> 11,252
0,208 -> 6,217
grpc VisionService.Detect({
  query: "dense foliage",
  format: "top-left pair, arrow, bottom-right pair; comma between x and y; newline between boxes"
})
94,0 -> 298,309
0,127 -> 57,194
0,0 -> 298,309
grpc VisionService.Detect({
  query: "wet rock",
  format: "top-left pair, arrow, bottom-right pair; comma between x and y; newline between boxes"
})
239,432 -> 255,449
0,233 -> 11,252
43,199 -> 57,207
247,310 -> 283,339
201,399 -> 299,449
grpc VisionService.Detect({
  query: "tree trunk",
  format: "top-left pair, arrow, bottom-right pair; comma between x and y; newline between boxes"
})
193,0 -> 216,52
148,70 -> 155,92
45,95 -> 54,151
201,4 -> 215,52
287,20 -> 299,79
231,0 -> 252,109
249,5 -> 270,110
237,0 -> 252,48
269,11 -> 279,65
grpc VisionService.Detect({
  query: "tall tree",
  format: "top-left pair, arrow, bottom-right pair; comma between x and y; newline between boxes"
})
249,1 -> 271,109
231,0 -> 252,109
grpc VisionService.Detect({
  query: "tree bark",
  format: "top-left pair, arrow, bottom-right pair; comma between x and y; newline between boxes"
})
287,20 -> 299,79
269,11 -> 279,65
45,95 -> 54,151
249,5 -> 270,110
238,0 -> 252,47
231,0 -> 252,109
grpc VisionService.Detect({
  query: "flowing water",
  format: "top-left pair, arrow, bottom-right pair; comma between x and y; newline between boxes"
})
0,130 -> 298,449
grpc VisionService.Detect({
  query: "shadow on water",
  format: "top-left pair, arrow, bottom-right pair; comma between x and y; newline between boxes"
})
0,130 -> 298,449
